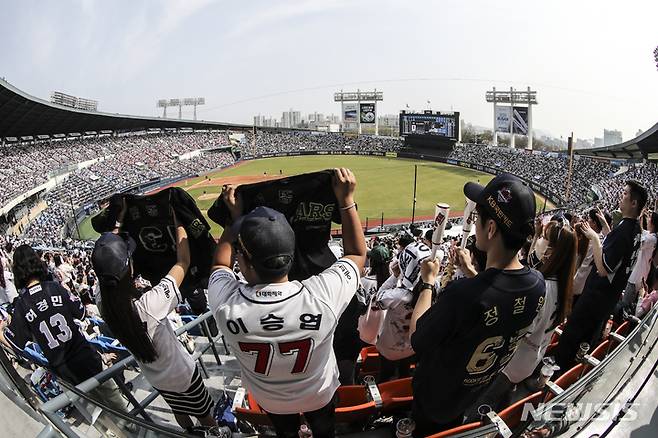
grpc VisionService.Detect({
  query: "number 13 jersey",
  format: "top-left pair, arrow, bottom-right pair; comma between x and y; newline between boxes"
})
208,258 -> 360,414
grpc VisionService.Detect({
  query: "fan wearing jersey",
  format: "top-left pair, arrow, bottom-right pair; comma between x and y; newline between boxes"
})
92,214 -> 217,434
409,174 -> 546,436
555,181 -> 646,371
208,168 -> 366,438
0,245 -> 102,382
470,220 -> 578,414
0,245 -> 126,412
372,237 -> 432,382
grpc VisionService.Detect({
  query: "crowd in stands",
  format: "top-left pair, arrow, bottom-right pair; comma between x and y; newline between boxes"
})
1,167 -> 656,437
241,130 -> 403,156
16,133 -> 233,246
448,144 -> 620,206
0,131 -> 231,207
594,162 -> 658,212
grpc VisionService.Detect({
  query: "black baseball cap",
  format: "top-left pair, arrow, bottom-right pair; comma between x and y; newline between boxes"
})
231,206 -> 295,277
91,232 -> 136,286
464,173 -> 536,240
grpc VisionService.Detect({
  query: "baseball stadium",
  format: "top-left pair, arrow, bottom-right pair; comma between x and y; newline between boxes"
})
2,5 -> 658,437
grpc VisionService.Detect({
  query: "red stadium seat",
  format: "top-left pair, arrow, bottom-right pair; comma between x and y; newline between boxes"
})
378,377 -> 413,413
615,320 -> 631,336
426,421 -> 482,437
334,385 -> 378,424
497,391 -> 543,429
234,392 -> 273,426
358,346 -> 381,379
583,340 -> 610,374
545,363 -> 584,402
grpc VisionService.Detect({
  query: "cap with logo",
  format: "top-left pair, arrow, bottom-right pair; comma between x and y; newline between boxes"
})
231,206 -> 295,278
91,232 -> 137,286
464,173 -> 536,240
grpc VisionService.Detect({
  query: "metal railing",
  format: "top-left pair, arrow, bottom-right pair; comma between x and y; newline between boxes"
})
33,309 -> 227,437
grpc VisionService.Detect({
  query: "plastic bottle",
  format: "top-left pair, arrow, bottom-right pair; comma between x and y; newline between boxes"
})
396,418 -> 416,438
298,424 -> 313,438
537,357 -> 560,389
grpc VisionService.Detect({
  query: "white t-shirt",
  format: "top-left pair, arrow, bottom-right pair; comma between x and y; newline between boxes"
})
573,241 -> 594,296
503,278 -> 559,383
133,275 -> 196,393
0,271 -> 18,304
374,274 -> 415,360
208,258 -> 359,414
628,231 -> 657,286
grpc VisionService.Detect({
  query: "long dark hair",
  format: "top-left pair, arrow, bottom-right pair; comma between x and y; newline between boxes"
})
12,245 -> 48,289
99,272 -> 158,363
541,222 -> 578,328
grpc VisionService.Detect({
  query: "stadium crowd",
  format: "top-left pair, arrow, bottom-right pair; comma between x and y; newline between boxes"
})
242,130 -> 403,156
0,131 -> 231,207
15,133 -> 233,246
0,165 -> 656,437
448,144 -> 620,206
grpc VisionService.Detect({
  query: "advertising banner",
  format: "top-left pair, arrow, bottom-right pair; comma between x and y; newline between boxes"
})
495,106 -> 512,133
343,103 -> 358,122
359,103 -> 376,123
512,106 -> 529,135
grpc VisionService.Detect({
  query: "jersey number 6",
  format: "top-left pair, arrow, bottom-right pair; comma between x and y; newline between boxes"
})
239,338 -> 314,376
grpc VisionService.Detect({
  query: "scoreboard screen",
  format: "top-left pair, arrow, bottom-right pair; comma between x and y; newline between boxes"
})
400,112 -> 459,140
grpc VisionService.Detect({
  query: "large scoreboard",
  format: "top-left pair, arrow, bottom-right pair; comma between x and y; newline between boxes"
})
399,111 -> 460,140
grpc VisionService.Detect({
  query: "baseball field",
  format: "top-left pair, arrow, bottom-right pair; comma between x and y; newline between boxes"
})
77,155 -> 554,240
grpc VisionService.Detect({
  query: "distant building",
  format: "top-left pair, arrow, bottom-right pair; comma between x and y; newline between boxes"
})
308,112 -> 325,123
253,115 -> 266,126
594,137 -> 603,147
326,114 -> 340,124
378,114 -> 399,129
636,129 -> 644,138
281,109 -> 302,128
603,129 -> 622,146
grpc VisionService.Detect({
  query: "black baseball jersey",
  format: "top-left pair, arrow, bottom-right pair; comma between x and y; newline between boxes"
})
579,218 -> 642,314
4,281 -> 96,370
411,266 -> 546,424
93,188 -> 216,297
208,170 -> 342,280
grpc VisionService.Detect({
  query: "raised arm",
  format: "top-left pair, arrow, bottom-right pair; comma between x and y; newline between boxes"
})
333,168 -> 367,272
211,185 -> 242,272
168,212 -> 190,287
581,222 -> 607,277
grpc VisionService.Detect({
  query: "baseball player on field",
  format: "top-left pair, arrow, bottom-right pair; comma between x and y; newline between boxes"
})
208,168 -> 366,438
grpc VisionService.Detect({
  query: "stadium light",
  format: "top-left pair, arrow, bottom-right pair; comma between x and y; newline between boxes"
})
157,97 -> 205,120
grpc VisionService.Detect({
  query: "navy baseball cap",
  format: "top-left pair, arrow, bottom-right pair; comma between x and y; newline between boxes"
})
231,206 -> 295,277
464,173 -> 536,240
91,232 -> 136,286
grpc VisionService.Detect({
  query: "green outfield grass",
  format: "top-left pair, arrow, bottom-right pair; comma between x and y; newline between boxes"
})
77,155 -> 554,240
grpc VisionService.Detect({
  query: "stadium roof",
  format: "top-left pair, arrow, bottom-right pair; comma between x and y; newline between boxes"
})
0,78 -> 253,140
575,121 -> 658,160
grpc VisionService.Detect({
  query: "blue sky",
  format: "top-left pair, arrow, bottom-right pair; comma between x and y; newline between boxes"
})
1,0 -> 657,140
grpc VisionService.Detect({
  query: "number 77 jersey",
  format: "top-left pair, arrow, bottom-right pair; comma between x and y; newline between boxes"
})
208,258 -> 360,415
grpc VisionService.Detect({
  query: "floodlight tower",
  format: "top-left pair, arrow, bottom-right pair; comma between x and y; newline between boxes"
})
157,97 -> 206,120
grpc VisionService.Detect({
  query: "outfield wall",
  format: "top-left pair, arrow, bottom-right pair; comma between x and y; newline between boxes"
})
242,149 -> 563,206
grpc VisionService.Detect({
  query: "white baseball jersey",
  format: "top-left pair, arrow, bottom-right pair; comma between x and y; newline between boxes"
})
132,276 -> 196,393
208,258 -> 360,414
